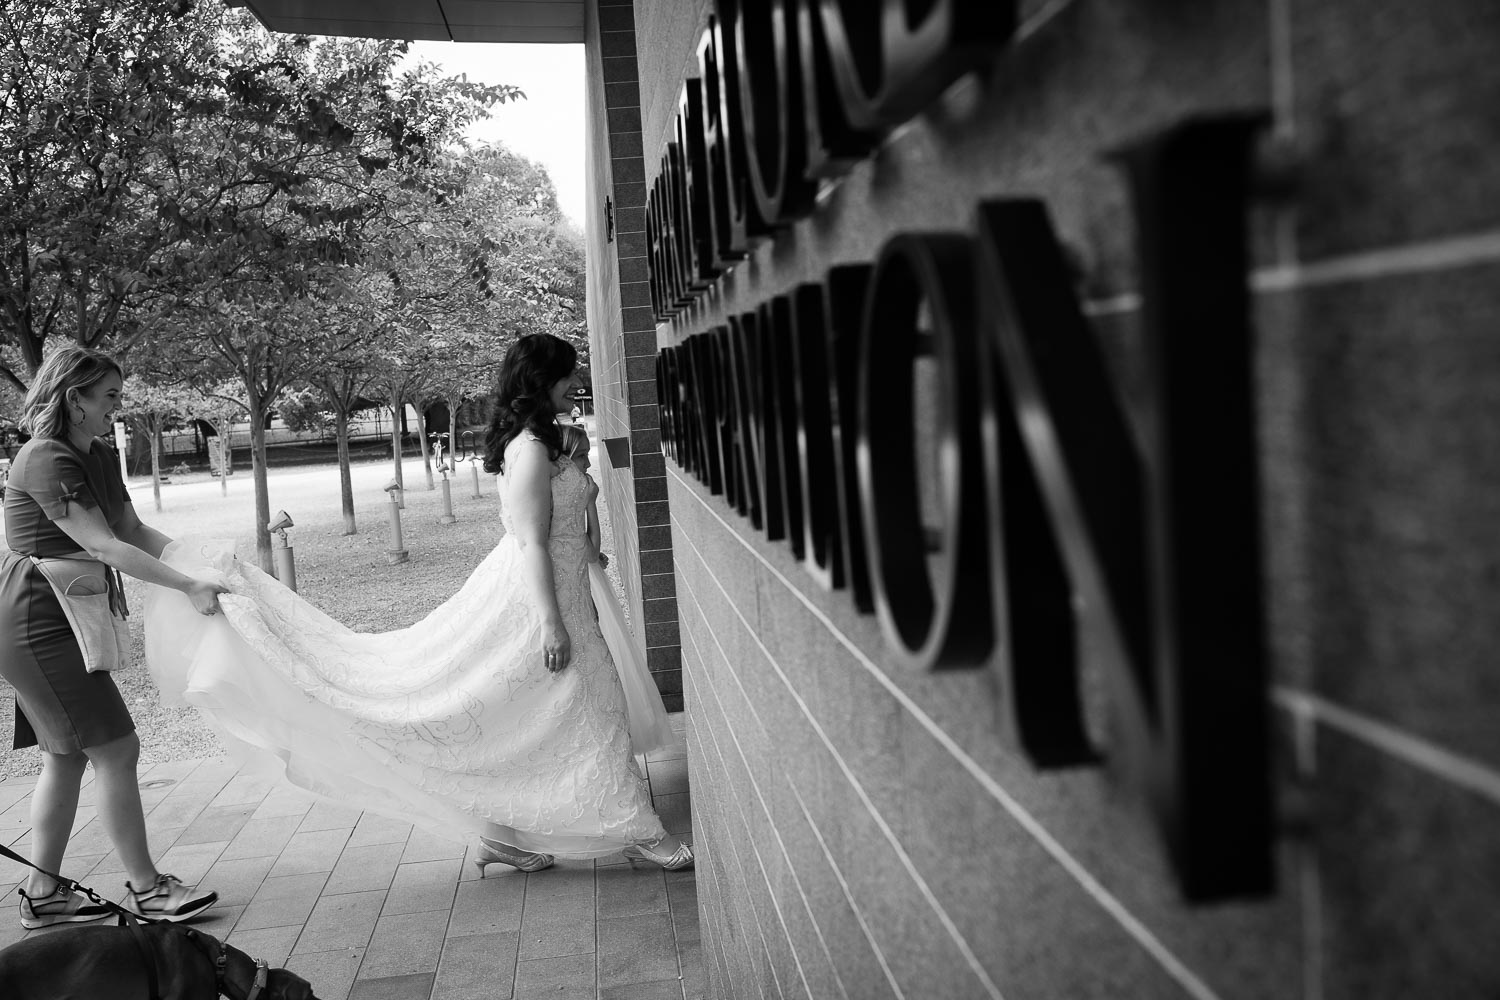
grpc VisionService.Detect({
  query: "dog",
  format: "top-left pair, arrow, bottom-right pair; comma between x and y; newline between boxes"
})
0,921 -> 319,999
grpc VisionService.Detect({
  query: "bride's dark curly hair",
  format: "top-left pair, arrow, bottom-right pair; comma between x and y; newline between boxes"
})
482,333 -> 578,474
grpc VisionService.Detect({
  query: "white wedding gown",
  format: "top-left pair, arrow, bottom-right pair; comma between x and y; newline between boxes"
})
143,451 -> 668,857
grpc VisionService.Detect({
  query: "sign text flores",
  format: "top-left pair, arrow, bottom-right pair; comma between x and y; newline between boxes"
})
647,0 -> 1273,903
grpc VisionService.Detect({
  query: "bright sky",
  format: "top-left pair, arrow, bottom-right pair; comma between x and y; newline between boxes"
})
407,41 -> 587,227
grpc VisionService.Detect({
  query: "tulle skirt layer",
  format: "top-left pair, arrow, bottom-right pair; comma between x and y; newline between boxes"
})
144,538 -> 666,857
590,563 -> 674,756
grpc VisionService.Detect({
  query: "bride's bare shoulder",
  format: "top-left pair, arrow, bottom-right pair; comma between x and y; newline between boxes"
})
504,431 -> 547,456
504,433 -> 563,477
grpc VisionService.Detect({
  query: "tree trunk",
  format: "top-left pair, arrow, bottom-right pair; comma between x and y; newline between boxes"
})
250,404 -> 273,573
123,416 -> 150,476
149,414 -> 163,512
388,396 -> 405,508
336,407 -> 356,535
206,418 -> 231,497
416,405 -> 434,490
448,397 -> 459,466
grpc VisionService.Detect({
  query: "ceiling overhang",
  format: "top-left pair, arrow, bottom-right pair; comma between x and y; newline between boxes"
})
224,0 -> 585,43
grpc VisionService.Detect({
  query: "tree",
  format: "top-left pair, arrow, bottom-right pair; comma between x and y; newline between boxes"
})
3,4 -> 561,565
179,380 -> 249,498
368,142 -> 588,480
0,1 -> 519,390
283,281 -> 383,534
362,316 -> 442,497
117,372 -> 196,511
142,291 -> 333,570
446,145 -> 588,358
0,0 -> 217,383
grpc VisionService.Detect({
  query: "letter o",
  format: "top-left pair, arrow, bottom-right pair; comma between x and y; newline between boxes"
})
856,233 -> 993,670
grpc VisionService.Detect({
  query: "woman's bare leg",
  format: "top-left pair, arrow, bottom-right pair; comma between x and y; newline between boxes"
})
24,749 -> 88,897
83,732 -> 157,888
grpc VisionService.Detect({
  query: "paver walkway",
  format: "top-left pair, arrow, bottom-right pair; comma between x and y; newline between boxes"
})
0,715 -> 700,1000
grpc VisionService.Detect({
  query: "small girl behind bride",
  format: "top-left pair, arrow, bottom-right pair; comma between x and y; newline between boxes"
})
560,424 -> 675,756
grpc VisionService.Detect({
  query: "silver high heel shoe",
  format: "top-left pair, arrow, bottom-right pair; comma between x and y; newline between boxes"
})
474,839 -> 555,875
622,838 -> 695,871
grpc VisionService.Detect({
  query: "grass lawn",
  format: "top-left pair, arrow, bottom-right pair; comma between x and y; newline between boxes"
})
1,426 -> 614,777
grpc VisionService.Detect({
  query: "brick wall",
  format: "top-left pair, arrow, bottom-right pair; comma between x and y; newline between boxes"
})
627,0 -> 1500,997
584,0 -> 682,710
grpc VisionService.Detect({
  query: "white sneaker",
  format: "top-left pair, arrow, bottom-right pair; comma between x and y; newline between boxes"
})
123,874 -> 217,923
18,885 -> 112,929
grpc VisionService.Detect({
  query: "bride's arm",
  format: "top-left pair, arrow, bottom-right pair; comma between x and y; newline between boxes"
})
508,440 -> 572,672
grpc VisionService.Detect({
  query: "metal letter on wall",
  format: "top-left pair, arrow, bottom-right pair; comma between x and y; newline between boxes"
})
662,142 -> 696,308
678,80 -> 724,289
698,12 -> 769,266
817,0 -> 1018,130
657,351 -> 680,465
1107,116 -> 1273,901
725,318 -> 763,528
790,282 -> 841,588
793,0 -> 882,178
684,333 -> 724,495
973,200 -> 1105,769
757,295 -> 805,554
732,0 -> 819,226
704,328 -> 739,511
825,264 -> 874,613
856,234 -> 993,669
878,0 -> 1017,119
646,183 -> 667,318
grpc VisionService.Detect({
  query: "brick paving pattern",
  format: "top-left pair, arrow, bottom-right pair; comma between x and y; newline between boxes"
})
0,715 -> 700,1000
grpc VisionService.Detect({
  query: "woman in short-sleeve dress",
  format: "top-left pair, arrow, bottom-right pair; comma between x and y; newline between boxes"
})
4,436 -> 137,750
0,345 -> 225,929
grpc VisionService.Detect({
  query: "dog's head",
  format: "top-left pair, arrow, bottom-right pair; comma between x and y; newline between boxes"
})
177,928 -> 319,1000
267,967 -> 319,1000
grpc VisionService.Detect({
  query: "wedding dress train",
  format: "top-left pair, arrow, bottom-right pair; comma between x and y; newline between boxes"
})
143,457 -> 668,858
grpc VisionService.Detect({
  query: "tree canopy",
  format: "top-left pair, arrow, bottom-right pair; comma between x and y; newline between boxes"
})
0,0 -> 520,390
0,0 -> 589,567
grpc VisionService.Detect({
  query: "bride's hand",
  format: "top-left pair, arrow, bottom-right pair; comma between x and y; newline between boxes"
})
186,576 -> 230,617
543,621 -> 572,672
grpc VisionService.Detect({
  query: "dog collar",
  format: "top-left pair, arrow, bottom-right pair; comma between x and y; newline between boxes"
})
245,959 -> 270,1000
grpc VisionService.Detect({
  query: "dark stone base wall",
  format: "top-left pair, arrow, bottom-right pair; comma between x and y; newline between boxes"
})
624,0 -> 1500,996
584,0 -> 682,710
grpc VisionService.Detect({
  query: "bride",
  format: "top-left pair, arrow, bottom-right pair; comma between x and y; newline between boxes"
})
144,333 -> 692,872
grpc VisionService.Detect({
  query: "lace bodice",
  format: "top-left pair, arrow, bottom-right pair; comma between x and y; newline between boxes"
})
498,444 -> 594,644
499,438 -> 590,541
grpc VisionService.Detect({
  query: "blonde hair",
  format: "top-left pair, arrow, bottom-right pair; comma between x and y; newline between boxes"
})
559,423 -> 589,460
20,343 -> 124,439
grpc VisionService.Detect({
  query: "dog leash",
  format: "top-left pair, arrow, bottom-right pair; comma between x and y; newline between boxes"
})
0,840 -> 165,999
0,841 -> 273,999
0,840 -> 155,925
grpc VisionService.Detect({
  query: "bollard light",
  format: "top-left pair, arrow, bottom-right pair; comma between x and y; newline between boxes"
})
382,478 -> 409,564
268,509 -> 298,591
438,461 -> 457,524
469,455 -> 484,500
